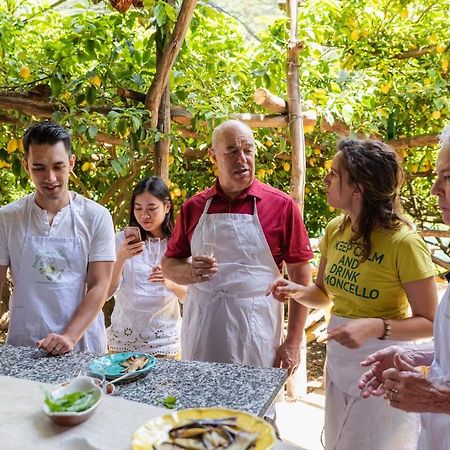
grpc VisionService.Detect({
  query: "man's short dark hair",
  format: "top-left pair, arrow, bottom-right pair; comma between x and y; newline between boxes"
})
23,121 -> 72,159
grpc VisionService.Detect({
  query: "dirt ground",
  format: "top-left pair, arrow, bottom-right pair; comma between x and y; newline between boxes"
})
306,340 -> 326,388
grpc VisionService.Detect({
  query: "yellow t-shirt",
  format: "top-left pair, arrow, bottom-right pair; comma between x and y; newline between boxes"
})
319,216 -> 435,319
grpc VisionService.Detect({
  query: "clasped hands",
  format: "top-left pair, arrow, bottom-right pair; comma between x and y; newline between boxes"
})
358,347 -> 438,413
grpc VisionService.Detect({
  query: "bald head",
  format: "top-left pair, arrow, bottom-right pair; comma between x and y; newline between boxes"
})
440,124 -> 450,152
208,120 -> 256,199
212,120 -> 254,150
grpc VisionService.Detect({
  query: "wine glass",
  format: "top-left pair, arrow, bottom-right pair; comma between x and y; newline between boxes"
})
147,237 -> 161,268
202,242 -> 215,257
202,221 -> 216,258
79,364 -> 107,393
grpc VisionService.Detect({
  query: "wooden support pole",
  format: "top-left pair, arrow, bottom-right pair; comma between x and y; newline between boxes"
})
152,2 -> 174,184
145,0 -> 198,127
286,0 -> 306,214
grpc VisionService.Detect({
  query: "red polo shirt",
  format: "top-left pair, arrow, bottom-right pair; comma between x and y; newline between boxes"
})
166,179 -> 313,269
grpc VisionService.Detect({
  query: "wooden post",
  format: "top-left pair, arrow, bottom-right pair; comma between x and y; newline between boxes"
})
286,0 -> 306,214
153,3 -> 173,183
285,0 -> 308,400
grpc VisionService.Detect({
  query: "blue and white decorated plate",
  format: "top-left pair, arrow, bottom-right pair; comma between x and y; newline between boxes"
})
89,352 -> 156,380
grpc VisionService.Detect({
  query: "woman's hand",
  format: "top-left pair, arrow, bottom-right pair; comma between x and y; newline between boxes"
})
324,318 -> 384,349
358,345 -> 410,398
148,265 -> 166,283
117,236 -> 144,261
266,278 -> 305,303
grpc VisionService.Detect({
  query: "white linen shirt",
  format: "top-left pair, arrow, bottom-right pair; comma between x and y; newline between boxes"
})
0,192 -> 115,284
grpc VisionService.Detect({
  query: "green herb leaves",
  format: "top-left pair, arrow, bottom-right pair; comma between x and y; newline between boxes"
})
44,389 -> 97,413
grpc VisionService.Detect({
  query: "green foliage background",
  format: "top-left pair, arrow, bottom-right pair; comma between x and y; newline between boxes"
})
0,0 -> 448,241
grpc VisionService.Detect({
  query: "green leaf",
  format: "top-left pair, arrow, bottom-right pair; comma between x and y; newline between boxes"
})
341,104 -> 354,124
118,154 -> 130,165
117,118 -> 128,137
159,396 -> 177,409
154,3 -> 167,27
12,159 -> 22,177
164,2 -> 177,22
111,159 -> 122,176
86,86 -> 97,105
107,111 -> 121,120
87,125 -> 98,139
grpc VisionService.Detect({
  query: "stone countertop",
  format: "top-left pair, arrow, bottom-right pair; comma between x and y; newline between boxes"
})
0,345 -> 287,417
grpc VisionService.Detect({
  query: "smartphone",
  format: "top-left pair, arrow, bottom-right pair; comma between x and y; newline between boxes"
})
124,226 -> 142,244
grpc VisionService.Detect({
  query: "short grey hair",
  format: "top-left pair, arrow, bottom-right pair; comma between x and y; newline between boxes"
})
440,124 -> 450,151
211,120 -> 253,149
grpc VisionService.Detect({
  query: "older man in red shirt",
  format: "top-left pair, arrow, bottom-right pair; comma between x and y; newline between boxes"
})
162,120 -> 313,375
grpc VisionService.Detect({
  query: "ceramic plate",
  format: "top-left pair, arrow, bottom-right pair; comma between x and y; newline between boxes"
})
89,352 -> 156,380
131,407 -> 276,450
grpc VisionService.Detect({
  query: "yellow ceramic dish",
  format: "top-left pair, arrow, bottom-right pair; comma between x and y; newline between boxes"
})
131,407 -> 276,450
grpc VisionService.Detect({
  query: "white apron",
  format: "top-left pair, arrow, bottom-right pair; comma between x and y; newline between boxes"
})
181,198 -> 283,367
107,238 -> 181,355
325,315 -> 419,450
6,194 -> 106,352
418,283 -> 450,450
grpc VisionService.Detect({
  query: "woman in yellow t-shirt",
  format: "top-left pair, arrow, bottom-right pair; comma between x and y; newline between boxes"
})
267,138 -> 438,450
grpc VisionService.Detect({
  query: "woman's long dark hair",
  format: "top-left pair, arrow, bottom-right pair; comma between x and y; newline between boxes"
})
337,138 -> 411,261
129,176 -> 174,239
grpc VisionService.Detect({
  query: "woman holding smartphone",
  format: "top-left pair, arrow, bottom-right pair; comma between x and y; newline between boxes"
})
106,176 -> 186,358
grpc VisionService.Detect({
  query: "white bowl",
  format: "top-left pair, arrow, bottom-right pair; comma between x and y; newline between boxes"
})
43,376 -> 103,426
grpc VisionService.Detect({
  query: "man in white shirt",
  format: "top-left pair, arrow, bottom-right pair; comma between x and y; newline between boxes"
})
0,121 -> 115,355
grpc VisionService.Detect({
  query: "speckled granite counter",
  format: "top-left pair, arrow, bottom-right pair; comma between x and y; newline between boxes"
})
0,345 -> 287,417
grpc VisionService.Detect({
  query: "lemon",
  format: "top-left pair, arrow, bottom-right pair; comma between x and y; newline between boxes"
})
325,160 -> 333,171
17,138 -> 24,152
350,30 -> 360,41
303,124 -> 314,134
432,111 -> 441,120
173,188 -> 181,197
380,84 -> 391,94
168,154 -> 175,165
90,75 -> 102,88
81,162 -> 91,172
400,8 -> 408,20
436,43 -> 446,54
257,168 -> 266,179
429,33 -> 438,44
283,162 -> 291,172
19,66 -> 31,79
442,59 -> 449,73
313,148 -> 321,155
7,139 -> 18,154
265,140 -> 273,148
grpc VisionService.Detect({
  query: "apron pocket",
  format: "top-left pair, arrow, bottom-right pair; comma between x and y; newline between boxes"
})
250,296 -> 278,341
